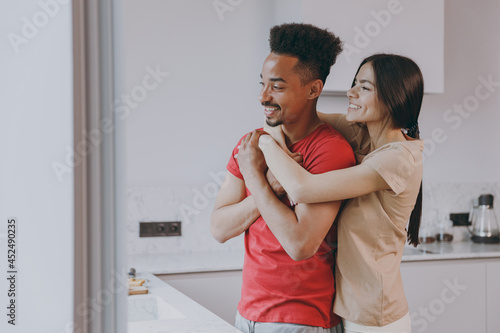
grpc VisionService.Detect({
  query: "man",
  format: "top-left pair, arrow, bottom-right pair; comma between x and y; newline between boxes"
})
210,23 -> 355,333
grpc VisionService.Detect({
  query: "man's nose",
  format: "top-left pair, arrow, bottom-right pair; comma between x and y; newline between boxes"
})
259,86 -> 271,103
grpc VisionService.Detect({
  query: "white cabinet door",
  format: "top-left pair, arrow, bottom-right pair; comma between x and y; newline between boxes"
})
158,270 -> 243,325
274,0 -> 444,94
487,261 -> 500,333
401,259 -> 486,333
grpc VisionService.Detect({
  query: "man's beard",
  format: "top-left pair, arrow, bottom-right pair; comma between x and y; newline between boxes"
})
263,102 -> 282,127
265,118 -> 283,127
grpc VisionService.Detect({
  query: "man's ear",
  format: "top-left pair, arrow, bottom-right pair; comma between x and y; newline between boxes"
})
308,79 -> 324,99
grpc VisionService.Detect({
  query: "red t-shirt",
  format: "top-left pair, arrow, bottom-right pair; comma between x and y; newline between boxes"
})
227,124 -> 355,328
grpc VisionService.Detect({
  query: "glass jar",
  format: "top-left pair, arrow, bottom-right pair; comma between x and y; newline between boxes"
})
419,225 -> 436,244
436,220 -> 454,242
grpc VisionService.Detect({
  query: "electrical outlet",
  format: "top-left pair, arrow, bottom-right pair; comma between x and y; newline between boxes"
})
450,213 -> 470,226
139,221 -> 182,237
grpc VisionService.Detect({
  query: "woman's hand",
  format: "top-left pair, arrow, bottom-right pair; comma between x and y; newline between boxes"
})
263,123 -> 288,152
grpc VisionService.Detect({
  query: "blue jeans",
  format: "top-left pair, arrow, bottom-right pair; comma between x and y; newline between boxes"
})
235,311 -> 344,333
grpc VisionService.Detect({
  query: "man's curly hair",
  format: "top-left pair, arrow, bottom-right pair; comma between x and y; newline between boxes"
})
269,23 -> 343,85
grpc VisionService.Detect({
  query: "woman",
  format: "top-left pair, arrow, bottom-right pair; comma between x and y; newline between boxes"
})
238,54 -> 424,332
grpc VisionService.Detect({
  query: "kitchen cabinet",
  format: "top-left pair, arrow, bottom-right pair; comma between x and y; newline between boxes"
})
158,270 -> 243,325
131,242 -> 500,331
401,258 -> 500,333
159,259 -> 500,332
129,272 -> 242,333
487,262 -> 500,332
274,0 -> 444,94
160,259 -> 499,332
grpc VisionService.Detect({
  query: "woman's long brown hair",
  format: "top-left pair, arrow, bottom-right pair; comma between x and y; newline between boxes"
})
353,54 -> 424,246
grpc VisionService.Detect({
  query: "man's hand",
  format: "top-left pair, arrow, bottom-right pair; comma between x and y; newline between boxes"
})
238,130 -> 304,190
237,130 -> 268,180
266,170 -> 285,199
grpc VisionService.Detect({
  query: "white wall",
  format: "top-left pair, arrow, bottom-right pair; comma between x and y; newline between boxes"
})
120,0 -> 500,255
121,0 -> 274,189
124,0 -> 500,186
425,0 -> 500,183
318,0 -> 500,184
117,0 -> 276,255
0,1 -> 73,332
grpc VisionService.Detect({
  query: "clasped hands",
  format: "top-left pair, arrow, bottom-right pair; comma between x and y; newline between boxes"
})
236,124 -> 302,199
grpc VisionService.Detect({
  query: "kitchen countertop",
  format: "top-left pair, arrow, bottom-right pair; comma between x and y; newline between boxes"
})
128,250 -> 245,275
128,240 -> 500,275
126,240 -> 500,331
128,271 -> 242,333
401,240 -> 500,261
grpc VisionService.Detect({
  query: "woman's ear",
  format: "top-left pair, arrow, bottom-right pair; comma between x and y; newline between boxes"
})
308,79 -> 323,99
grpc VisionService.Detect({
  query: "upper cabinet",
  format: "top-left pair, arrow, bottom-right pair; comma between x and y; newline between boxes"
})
275,0 -> 444,94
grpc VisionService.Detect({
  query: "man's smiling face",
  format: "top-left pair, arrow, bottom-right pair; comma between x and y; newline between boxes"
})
258,53 -> 312,127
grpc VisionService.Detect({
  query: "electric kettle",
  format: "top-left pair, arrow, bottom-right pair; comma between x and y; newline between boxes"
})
469,194 -> 500,243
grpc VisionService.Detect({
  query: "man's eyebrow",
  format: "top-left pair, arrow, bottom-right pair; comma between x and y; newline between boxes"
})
260,74 -> 287,83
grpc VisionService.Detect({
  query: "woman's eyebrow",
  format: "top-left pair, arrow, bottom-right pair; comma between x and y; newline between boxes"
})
358,79 -> 374,85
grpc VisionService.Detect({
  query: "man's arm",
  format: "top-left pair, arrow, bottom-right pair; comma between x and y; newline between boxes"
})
243,172 -> 341,261
237,131 -> 343,261
210,169 -> 290,243
210,171 -> 261,243
211,127 -> 301,243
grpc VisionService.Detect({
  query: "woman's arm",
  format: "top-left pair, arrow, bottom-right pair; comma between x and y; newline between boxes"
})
317,111 -> 342,127
237,131 -> 343,261
258,136 -> 390,203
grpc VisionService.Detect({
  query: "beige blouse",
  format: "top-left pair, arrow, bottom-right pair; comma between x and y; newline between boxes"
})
328,114 -> 424,326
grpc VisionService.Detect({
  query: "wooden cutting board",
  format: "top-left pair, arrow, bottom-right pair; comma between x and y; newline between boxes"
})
128,286 -> 148,295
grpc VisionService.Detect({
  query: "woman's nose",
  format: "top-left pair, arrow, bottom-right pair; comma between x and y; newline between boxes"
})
347,86 -> 357,99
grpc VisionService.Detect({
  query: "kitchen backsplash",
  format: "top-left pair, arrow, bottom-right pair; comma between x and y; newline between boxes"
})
127,183 -> 244,255
421,182 -> 500,227
127,182 -> 500,255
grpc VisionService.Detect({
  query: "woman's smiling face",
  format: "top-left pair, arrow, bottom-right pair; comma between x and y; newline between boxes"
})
346,62 -> 387,124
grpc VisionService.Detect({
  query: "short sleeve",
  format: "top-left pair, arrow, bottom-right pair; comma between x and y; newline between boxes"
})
226,135 -> 246,180
323,113 -> 369,152
305,138 -> 355,175
363,144 -> 422,195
